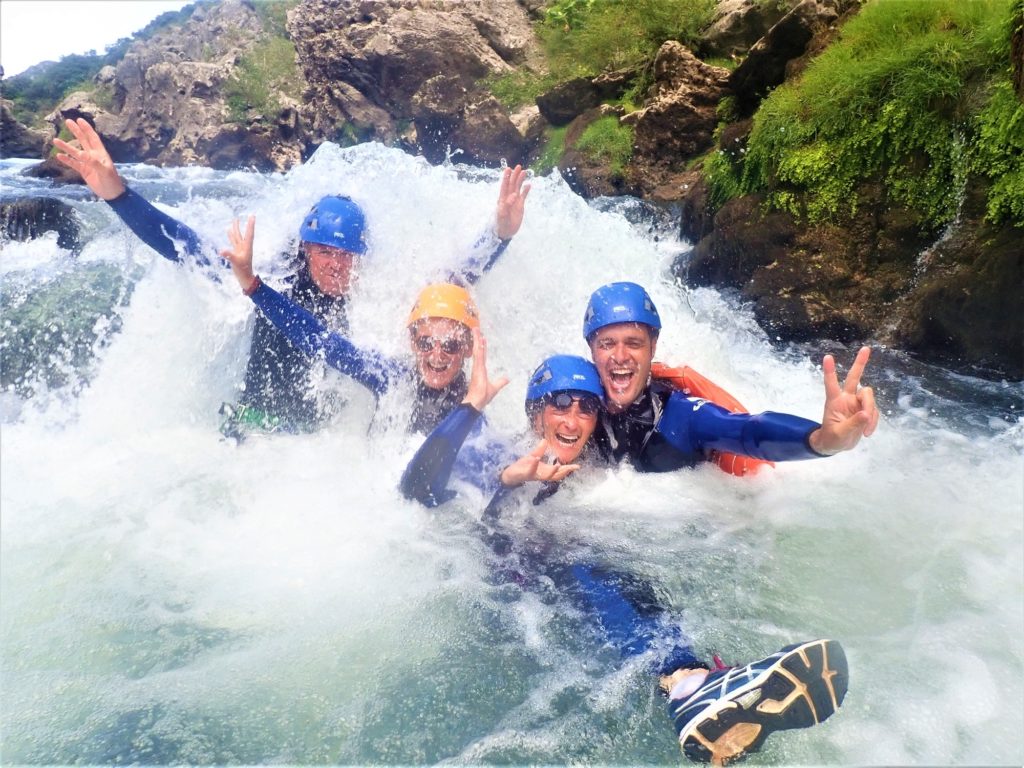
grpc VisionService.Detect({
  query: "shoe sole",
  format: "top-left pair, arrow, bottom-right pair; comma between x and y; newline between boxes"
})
679,639 -> 848,765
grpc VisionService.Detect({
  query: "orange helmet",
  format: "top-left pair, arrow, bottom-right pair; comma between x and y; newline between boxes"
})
407,283 -> 480,330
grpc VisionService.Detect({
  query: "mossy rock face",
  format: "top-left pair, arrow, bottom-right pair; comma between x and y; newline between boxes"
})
0,262 -> 136,397
894,206 -> 1024,380
558,107 -> 638,198
677,178 -> 1023,380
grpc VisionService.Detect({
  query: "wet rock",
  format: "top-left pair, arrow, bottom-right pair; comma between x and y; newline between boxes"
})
893,182 -> 1024,379
676,176 -> 1023,380
729,0 -> 843,117
20,157 -> 85,185
625,42 -> 730,199
558,105 -> 637,199
288,0 -> 540,165
0,197 -> 82,252
699,0 -> 798,59
536,78 -> 602,126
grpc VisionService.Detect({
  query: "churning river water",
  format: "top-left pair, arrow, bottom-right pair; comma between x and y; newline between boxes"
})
1,143 -> 1021,765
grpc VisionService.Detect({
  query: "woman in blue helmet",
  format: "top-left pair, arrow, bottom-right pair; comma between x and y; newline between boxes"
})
53,117 -> 529,435
399,350 -> 849,765
582,281 -> 879,472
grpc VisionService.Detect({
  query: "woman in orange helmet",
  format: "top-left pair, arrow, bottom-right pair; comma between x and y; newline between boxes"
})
221,217 -> 504,435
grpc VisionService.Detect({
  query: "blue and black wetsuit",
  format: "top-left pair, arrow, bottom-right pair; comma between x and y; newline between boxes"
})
108,187 -> 349,431
106,186 -> 509,433
400,404 -> 704,675
594,381 -> 824,472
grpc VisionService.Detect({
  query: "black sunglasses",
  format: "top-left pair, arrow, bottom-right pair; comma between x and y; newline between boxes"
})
545,391 -> 601,416
414,335 -> 465,355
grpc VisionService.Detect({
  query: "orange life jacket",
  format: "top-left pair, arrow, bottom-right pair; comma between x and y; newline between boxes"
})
649,362 -> 774,477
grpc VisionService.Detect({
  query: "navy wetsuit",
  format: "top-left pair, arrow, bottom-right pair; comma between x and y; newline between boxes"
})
108,187 -> 350,430
400,403 -> 703,675
402,386 -> 829,673
106,186 -> 509,432
594,381 -> 824,472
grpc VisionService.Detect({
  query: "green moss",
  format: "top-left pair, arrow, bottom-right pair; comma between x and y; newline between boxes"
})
716,95 -> 739,123
702,148 -> 744,207
707,0 -> 1018,229
483,70 -> 558,110
333,121 -> 363,148
575,116 -> 634,177
971,78 -> 1024,226
703,56 -> 739,71
531,124 -> 569,175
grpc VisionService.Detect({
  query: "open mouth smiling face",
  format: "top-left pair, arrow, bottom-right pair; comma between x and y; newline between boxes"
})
535,394 -> 600,465
411,316 -> 470,390
589,322 -> 657,412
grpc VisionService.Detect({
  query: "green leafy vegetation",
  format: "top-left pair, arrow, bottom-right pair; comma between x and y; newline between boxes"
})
225,35 -> 301,122
972,79 -> 1024,224
575,116 -> 634,177
224,1 -> 301,122
707,0 -> 1022,228
483,70 -> 559,110
524,0 -> 716,170
539,0 -> 717,80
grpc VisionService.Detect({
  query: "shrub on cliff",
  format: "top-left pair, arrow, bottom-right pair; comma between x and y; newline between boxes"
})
707,0 -> 1023,230
224,1 -> 301,122
488,0 -> 717,110
541,0 -> 717,78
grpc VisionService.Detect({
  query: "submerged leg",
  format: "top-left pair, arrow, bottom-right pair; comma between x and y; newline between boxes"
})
559,563 -> 702,669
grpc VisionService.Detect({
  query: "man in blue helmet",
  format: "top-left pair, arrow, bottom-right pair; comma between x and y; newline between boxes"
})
53,117 -> 530,436
399,350 -> 849,766
582,281 -> 879,472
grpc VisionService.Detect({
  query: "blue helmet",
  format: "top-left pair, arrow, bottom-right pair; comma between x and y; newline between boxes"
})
582,281 -> 661,340
299,195 -> 367,254
525,355 -> 604,407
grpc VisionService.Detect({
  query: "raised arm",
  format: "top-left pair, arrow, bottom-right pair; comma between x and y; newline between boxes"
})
54,118 -> 208,266
222,216 -> 403,396
660,347 -> 879,462
450,165 -> 531,286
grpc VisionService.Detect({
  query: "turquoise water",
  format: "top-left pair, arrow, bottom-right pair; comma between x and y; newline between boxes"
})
1,143 -> 1021,765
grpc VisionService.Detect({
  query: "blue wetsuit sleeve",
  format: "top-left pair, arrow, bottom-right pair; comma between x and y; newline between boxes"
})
400,404 -> 482,507
249,280 -> 402,396
447,227 -> 511,286
106,187 -> 211,268
660,393 -> 823,461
